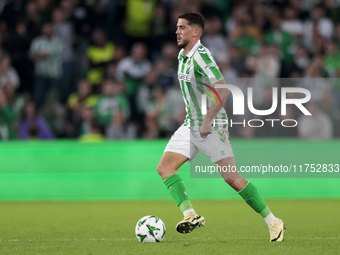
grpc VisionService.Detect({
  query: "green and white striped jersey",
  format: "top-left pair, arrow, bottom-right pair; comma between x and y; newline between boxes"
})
177,40 -> 228,131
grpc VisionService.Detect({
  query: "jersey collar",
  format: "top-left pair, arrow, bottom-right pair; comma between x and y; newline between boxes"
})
178,40 -> 201,61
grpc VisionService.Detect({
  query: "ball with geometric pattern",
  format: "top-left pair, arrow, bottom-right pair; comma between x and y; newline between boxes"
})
135,215 -> 166,242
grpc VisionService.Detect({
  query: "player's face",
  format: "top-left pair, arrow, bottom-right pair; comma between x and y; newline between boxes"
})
176,18 -> 192,48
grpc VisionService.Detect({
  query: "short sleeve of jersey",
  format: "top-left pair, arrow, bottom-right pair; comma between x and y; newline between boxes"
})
193,46 -> 223,85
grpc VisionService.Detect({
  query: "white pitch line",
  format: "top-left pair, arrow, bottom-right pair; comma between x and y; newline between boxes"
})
0,236 -> 339,242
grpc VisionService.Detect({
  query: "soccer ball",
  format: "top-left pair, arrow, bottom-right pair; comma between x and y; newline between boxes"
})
135,215 -> 166,243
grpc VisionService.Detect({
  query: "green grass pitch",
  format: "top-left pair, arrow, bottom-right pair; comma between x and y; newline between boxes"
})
0,199 -> 339,255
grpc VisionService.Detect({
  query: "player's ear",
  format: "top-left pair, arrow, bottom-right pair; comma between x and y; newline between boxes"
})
198,26 -> 204,37
193,27 -> 200,37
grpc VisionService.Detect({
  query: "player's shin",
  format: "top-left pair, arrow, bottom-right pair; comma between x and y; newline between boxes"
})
238,181 -> 276,224
163,174 -> 195,217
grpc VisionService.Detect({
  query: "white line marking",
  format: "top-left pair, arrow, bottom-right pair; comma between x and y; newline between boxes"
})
0,237 -> 339,242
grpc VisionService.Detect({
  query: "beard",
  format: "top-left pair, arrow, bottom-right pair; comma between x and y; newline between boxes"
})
177,38 -> 190,49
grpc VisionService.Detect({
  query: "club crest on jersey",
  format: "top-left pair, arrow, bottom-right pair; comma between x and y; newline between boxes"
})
178,73 -> 191,82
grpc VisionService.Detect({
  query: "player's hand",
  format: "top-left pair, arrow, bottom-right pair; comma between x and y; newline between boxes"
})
200,118 -> 212,138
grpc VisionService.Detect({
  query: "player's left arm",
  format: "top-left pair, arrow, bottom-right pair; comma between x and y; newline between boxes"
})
194,49 -> 230,138
200,79 -> 230,138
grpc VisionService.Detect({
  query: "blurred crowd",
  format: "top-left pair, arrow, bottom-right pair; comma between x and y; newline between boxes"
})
0,0 -> 340,141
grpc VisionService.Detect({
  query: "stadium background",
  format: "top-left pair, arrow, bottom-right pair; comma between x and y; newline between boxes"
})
0,0 -> 340,254
0,0 -> 340,255
0,0 -> 339,199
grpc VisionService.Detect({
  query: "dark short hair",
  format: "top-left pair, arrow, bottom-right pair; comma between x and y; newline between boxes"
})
178,12 -> 205,31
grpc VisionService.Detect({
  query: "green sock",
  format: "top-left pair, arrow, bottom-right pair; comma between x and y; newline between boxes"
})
164,174 -> 193,213
259,206 -> 271,218
238,182 -> 270,217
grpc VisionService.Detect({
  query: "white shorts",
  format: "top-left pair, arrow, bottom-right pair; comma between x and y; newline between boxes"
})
164,124 -> 234,163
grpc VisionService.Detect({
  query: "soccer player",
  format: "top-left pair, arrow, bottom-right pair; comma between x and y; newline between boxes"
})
157,13 -> 286,242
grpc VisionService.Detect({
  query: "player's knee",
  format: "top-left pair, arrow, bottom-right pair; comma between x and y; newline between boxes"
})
157,163 -> 166,177
157,163 -> 176,179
